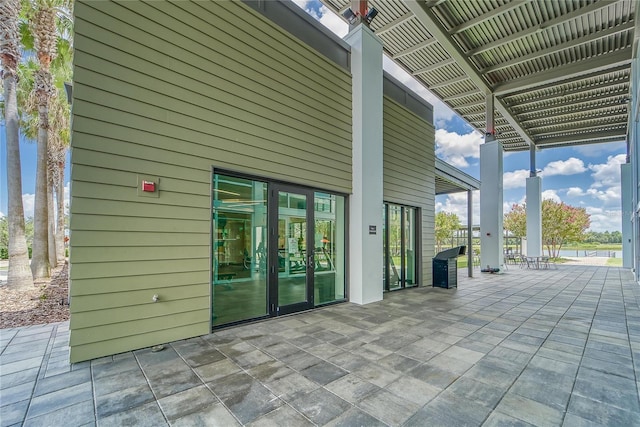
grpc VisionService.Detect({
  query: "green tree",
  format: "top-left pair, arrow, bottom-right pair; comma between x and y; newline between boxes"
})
507,200 -> 590,258
542,199 -> 590,257
503,203 -> 526,238
435,211 -> 460,252
0,217 -> 8,258
1,0 -> 34,287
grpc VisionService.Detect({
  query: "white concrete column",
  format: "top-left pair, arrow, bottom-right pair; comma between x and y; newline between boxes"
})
622,162 -> 633,268
526,176 -> 542,257
480,140 -> 504,269
345,24 -> 383,304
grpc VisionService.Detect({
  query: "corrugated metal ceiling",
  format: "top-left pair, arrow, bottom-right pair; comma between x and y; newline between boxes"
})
321,0 -> 636,152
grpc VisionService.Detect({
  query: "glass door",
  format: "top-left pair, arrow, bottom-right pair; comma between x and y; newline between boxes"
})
269,184 -> 314,315
384,203 -> 419,291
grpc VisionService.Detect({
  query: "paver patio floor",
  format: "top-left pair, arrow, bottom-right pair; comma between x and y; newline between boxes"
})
2,265 -> 639,426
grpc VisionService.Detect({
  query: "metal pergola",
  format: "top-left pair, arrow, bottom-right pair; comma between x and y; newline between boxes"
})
322,0 -> 637,153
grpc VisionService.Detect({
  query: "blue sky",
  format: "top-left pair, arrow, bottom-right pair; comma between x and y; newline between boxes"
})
0,131 -> 71,219
1,1 -> 627,233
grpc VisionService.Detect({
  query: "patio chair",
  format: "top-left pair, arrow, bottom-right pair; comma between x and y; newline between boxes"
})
518,255 -> 528,269
539,256 -> 550,269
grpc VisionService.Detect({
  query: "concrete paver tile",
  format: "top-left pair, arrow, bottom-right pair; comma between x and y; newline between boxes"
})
1,356 -> 44,376
261,371 -> 319,401
95,383 -> 155,419
246,360 -> 293,383
289,388 -> 351,425
357,388 -> 419,426
444,376 -> 505,408
387,375 -> 442,406
0,381 -> 35,407
193,358 -> 241,383
403,391 -> 492,427
98,401 -> 168,427
495,392 -> 565,426
323,407 -> 386,427
482,411 -> 537,427
567,394 -> 640,426
0,398 -> 28,426
207,372 -> 283,424
299,361 -> 347,385
157,384 -> 218,421
247,404 -> 314,427
170,402 -> 240,427
0,367 -> 39,390
33,368 -> 90,397
23,399 -> 94,427
324,373 -> 380,404
26,381 -> 92,420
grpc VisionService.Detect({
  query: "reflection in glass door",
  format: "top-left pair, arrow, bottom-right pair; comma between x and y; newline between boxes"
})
388,205 -> 402,291
212,175 -> 268,326
213,172 -> 346,328
270,185 -> 314,315
273,186 -> 313,314
383,202 -> 419,291
314,193 -> 345,305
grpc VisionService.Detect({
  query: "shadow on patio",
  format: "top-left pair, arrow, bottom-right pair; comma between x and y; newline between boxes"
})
1,265 -> 639,426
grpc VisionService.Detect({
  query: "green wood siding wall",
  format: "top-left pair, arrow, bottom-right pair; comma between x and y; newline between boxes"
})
383,96 -> 436,286
70,0 -> 352,362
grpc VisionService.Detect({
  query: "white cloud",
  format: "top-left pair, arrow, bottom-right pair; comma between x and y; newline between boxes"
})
435,129 -> 483,168
503,169 -> 529,189
541,157 -> 586,177
566,187 -> 585,197
589,154 -> 626,188
22,193 -> 35,219
586,206 -> 622,232
316,5 -> 348,37
585,186 -> 621,206
542,189 -> 561,203
435,191 -> 480,225
291,0 -> 313,12
0,211 -> 4,218
19,183 -> 68,220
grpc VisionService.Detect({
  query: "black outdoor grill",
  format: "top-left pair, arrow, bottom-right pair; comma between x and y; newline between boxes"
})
432,246 -> 466,289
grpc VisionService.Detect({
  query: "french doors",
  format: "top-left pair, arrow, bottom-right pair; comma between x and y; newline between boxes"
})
212,172 -> 345,327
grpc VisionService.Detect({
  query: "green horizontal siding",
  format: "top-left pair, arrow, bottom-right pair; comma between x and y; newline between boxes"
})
70,0 -> 351,362
70,323 -> 210,364
71,271 -> 208,296
71,286 -> 208,313
72,297 -> 210,329
383,96 -> 436,286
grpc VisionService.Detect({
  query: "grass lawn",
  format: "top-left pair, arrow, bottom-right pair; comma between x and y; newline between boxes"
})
457,257 -> 469,269
606,258 -> 623,267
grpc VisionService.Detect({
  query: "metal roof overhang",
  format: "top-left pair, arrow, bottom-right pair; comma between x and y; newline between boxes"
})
322,0 -> 638,152
435,158 -> 480,195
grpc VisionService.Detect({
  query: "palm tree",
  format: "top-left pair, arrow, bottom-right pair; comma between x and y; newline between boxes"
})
48,18 -> 70,265
48,87 -> 69,264
19,0 -> 72,270
1,0 -> 34,288
29,0 -> 60,279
